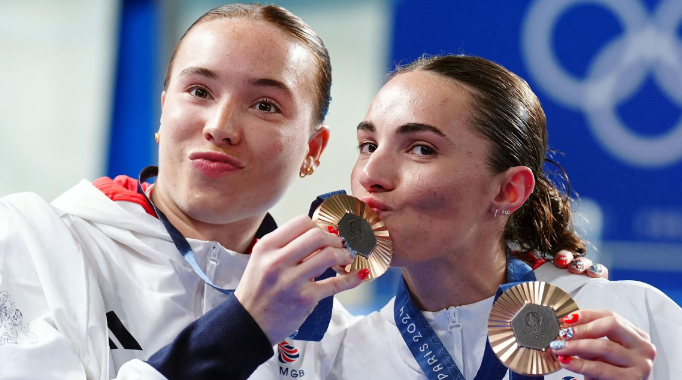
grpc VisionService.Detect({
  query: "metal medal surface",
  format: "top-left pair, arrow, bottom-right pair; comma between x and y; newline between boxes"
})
311,194 -> 392,280
488,281 -> 579,375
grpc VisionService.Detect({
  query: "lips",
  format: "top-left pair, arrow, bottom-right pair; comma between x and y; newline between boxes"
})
189,151 -> 244,178
361,196 -> 392,215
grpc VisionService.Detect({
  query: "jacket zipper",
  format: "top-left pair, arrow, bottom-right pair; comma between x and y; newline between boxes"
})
447,307 -> 467,378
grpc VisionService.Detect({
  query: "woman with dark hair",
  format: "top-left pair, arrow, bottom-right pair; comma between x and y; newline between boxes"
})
326,55 -> 681,380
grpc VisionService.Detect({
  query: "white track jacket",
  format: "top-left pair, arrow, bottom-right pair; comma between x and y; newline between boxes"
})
0,178 -> 357,379
327,264 -> 682,380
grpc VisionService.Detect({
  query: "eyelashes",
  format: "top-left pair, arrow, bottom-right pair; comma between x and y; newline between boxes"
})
358,141 -> 437,157
183,86 -> 282,115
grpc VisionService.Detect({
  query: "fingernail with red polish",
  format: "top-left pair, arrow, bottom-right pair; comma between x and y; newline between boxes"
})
327,226 -> 339,235
563,313 -> 579,324
557,355 -> 572,365
358,268 -> 370,280
557,256 -> 568,266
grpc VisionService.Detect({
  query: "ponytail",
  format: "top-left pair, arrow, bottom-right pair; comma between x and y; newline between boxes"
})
507,161 -> 586,258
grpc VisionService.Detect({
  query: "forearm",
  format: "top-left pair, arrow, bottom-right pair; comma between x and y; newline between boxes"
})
146,294 -> 274,380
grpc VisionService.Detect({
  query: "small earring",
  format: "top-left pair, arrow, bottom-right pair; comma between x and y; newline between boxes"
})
502,210 -> 510,215
494,209 -> 498,218
154,132 -> 160,144
314,159 -> 320,167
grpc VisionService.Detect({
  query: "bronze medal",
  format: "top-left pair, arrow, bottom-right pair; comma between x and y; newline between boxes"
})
488,281 -> 579,375
312,194 -> 392,280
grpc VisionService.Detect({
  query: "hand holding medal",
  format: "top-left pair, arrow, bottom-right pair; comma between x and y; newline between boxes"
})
312,194 -> 393,280
488,281 -> 579,376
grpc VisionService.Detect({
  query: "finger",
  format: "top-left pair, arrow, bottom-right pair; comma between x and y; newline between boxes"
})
282,227 -> 344,265
553,250 -> 574,268
331,264 -> 349,275
562,310 -> 652,343
258,214 -> 319,248
294,247 -> 353,282
568,257 -> 592,274
559,315 -> 650,351
560,309 -> 614,326
549,338 -> 637,367
587,263 -> 608,279
309,269 -> 366,300
557,355 -> 650,380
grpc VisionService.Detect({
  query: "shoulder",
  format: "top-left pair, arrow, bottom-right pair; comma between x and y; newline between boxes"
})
535,263 -> 682,329
1,191 -> 66,230
91,175 -> 155,217
343,298 -> 396,337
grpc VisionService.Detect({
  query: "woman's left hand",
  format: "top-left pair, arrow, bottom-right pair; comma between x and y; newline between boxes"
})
553,250 -> 609,279
549,309 -> 656,380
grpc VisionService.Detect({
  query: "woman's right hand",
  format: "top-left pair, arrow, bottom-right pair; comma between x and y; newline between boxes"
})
234,215 -> 366,344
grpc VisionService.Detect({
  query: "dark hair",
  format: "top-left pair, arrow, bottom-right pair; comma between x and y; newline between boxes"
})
394,55 -> 586,258
163,3 -> 331,125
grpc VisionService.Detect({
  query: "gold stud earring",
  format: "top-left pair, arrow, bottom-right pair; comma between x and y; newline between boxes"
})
154,132 -> 160,144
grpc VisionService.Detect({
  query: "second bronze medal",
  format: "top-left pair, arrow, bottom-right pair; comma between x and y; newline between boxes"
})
487,281 -> 579,375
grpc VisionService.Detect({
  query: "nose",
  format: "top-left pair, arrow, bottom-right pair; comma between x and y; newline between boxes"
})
356,147 -> 396,193
203,97 -> 240,146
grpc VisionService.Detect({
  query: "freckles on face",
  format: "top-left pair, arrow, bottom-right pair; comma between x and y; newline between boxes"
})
157,18 -> 318,223
353,71 -> 496,262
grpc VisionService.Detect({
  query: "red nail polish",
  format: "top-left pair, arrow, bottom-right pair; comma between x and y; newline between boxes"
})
563,313 -> 579,324
358,268 -> 370,280
327,226 -> 339,235
557,257 -> 568,266
557,355 -> 572,365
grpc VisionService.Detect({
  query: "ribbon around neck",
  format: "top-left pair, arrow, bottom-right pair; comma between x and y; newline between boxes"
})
136,166 -> 338,341
394,253 -> 540,380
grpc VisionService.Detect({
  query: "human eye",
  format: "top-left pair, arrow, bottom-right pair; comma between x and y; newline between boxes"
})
252,98 -> 281,114
358,141 -> 378,154
408,143 -> 436,156
187,85 -> 212,100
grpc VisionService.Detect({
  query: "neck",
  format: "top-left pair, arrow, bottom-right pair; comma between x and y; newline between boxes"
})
401,239 -> 507,312
150,185 -> 264,253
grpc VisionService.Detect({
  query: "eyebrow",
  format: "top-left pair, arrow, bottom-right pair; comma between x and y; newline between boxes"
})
177,68 -> 293,96
178,66 -> 219,80
357,121 -> 450,140
357,121 -> 375,132
249,78 -> 293,97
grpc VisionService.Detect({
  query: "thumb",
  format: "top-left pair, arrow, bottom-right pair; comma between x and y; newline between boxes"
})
313,270 -> 366,300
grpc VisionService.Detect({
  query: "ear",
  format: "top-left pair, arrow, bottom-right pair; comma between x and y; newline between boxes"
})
304,125 -> 330,167
490,166 -> 535,215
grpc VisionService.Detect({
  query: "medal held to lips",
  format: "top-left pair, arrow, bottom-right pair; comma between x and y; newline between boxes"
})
311,194 -> 392,280
488,281 -> 579,376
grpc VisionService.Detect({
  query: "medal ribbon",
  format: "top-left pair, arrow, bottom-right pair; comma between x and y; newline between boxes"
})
136,166 -> 338,341
394,253 -> 541,380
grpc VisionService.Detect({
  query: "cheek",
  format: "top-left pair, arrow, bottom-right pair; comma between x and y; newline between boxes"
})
251,126 -> 308,177
405,170 -> 460,214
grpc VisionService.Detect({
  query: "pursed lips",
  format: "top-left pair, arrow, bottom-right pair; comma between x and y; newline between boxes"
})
188,151 -> 244,178
361,196 -> 392,216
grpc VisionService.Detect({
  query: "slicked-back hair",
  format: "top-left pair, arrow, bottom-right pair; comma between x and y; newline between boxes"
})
164,3 -> 331,125
394,55 -> 586,258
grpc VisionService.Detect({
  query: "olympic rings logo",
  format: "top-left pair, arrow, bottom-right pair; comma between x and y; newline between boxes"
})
522,0 -> 682,168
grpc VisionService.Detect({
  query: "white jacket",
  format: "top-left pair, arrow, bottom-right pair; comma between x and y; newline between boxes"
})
326,263 -> 682,380
0,179 -> 358,379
